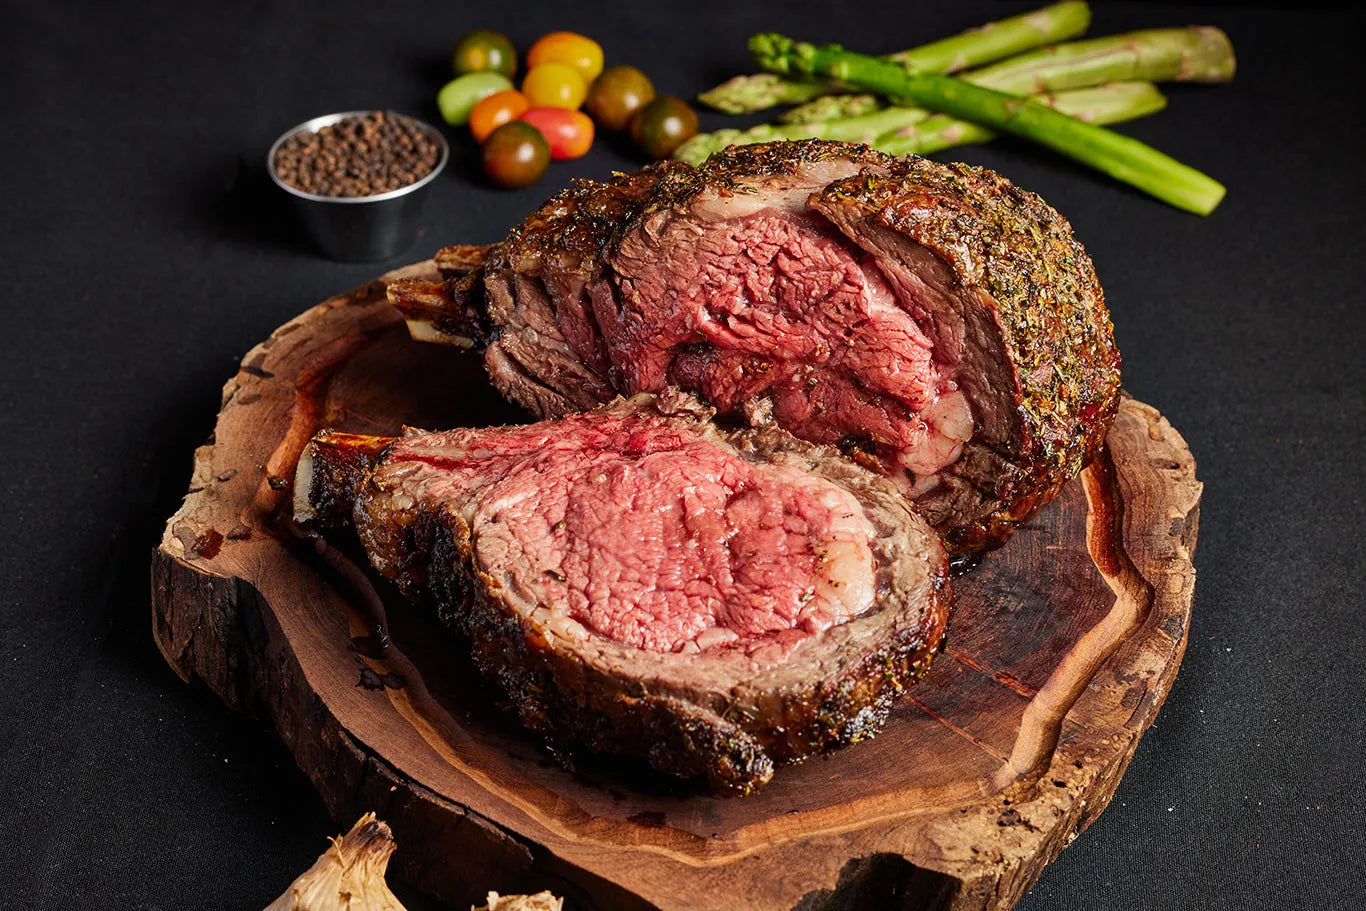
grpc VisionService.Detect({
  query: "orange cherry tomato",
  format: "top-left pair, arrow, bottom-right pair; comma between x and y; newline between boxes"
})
526,31 -> 603,83
519,107 -> 595,160
469,89 -> 531,143
522,62 -> 587,110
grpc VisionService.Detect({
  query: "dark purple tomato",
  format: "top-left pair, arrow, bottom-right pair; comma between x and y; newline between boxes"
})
630,95 -> 699,160
585,65 -> 656,132
482,121 -> 550,188
452,30 -> 517,78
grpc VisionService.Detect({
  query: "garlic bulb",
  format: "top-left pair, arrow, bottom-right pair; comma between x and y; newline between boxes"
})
265,813 -> 407,911
264,813 -> 563,911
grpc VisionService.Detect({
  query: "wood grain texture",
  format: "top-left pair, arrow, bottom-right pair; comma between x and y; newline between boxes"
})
150,262 -> 1201,910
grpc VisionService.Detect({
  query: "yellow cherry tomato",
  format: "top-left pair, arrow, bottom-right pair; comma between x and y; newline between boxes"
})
526,31 -> 604,83
522,62 -> 587,110
470,89 -> 531,143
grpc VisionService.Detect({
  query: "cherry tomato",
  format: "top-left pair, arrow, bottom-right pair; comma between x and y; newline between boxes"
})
526,31 -> 603,83
585,65 -> 655,132
482,121 -> 550,189
522,62 -> 587,110
519,107 -> 595,160
470,89 -> 531,143
630,96 -> 699,159
437,71 -> 513,126
452,30 -> 517,78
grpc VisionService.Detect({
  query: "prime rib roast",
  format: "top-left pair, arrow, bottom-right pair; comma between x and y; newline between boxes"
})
294,140 -> 1121,792
389,140 -> 1121,554
295,392 -> 950,794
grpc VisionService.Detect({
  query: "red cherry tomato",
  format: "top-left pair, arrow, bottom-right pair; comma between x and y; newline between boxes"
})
470,89 -> 530,143
519,107 -> 595,160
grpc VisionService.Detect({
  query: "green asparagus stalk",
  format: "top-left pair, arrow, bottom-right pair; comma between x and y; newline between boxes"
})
780,26 -> 1233,126
878,81 -> 1167,156
675,108 -> 932,165
965,26 -> 1235,93
885,0 -> 1090,72
674,81 -> 1164,166
697,73 -> 829,114
780,93 -> 884,124
749,34 -> 1224,214
698,0 -> 1091,114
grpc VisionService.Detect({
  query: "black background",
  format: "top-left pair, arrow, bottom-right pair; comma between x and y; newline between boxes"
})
3,2 -> 1364,908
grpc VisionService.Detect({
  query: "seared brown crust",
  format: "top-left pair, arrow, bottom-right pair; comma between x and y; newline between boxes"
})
433,243 -> 490,277
489,163 -> 688,279
642,138 -> 891,212
297,392 -> 950,794
450,557 -> 946,792
478,163 -> 691,416
809,151 -> 1121,552
293,431 -> 392,530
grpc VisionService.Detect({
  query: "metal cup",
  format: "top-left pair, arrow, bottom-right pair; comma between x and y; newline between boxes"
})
267,111 -> 450,262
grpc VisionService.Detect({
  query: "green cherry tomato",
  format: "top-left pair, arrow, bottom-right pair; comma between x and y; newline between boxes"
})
452,30 -> 517,78
519,107 -> 595,160
437,71 -> 513,126
630,96 -> 699,159
585,65 -> 656,132
482,121 -> 551,189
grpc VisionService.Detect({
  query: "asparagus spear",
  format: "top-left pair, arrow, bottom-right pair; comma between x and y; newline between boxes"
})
698,0 -> 1091,114
780,27 -> 1234,125
965,26 -> 1235,93
697,73 -> 829,114
749,34 -> 1224,214
878,81 -> 1167,156
674,81 -> 1164,165
675,107 -> 931,165
886,0 -> 1090,72
779,93 -> 884,123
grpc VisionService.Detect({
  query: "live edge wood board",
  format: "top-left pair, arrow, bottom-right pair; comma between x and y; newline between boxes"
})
151,262 -> 1201,911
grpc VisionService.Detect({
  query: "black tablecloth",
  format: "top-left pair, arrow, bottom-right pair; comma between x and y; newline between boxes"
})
3,2 -> 1362,908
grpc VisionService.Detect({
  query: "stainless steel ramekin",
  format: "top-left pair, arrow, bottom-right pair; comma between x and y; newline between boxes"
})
267,110 -> 449,262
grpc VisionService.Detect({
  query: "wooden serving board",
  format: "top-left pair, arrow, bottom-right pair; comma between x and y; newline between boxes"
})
151,263 -> 1201,910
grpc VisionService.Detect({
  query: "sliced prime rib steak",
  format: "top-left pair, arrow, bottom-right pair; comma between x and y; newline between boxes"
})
294,392 -> 950,794
390,140 -> 1121,553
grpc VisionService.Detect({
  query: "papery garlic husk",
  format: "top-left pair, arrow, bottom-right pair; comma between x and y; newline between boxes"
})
473,892 -> 565,911
265,812 -> 407,911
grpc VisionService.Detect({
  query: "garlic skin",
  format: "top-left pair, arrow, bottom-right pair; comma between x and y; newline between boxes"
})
474,893 -> 564,911
265,813 -> 407,911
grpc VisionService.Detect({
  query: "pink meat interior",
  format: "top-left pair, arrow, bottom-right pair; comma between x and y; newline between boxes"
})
390,412 -> 877,655
603,208 -> 973,490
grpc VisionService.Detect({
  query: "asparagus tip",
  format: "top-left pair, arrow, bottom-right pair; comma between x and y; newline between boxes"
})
748,33 -> 792,71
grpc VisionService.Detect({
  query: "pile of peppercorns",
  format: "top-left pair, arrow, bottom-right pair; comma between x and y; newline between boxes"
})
272,111 -> 441,198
